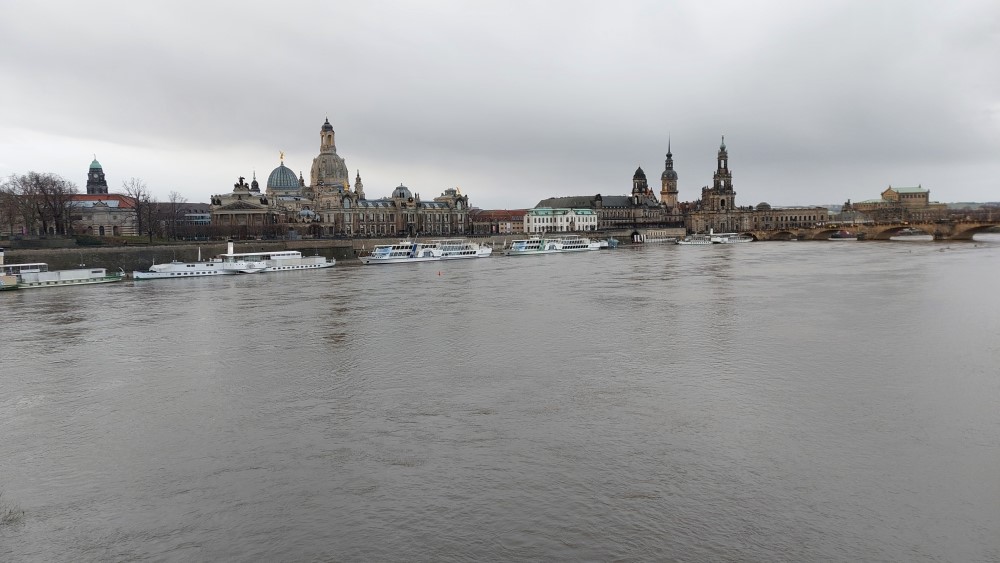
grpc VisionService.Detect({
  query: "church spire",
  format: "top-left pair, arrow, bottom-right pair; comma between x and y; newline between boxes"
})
354,169 -> 365,199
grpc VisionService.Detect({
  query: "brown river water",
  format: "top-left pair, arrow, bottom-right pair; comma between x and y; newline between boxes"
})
2,236 -> 999,561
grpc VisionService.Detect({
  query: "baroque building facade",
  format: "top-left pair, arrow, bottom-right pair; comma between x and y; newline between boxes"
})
685,138 -> 829,233
845,185 -> 947,222
71,158 -> 139,236
529,138 -> 828,235
210,118 -> 472,238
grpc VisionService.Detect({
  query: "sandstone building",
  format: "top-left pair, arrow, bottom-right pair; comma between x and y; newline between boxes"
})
210,118 -> 472,238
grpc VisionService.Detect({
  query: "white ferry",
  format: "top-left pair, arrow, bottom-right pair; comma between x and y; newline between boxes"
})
217,241 -> 335,273
135,242 -> 336,278
134,248 -> 236,279
360,241 -> 444,265
433,239 -> 493,260
134,260 -> 234,279
675,234 -> 712,245
1,247 -> 123,289
710,232 -> 754,244
504,235 -> 601,256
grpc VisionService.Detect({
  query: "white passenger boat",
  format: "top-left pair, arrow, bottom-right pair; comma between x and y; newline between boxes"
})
133,248 -> 236,279
360,241 -> 444,264
504,235 -> 601,256
217,241 -> 335,273
136,242 -> 335,278
134,260 -> 234,279
1,247 -> 123,288
675,234 -> 712,245
710,232 -> 754,244
433,239 -> 493,259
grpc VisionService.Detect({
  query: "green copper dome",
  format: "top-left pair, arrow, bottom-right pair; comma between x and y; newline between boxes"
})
267,162 -> 300,191
89,158 -> 102,169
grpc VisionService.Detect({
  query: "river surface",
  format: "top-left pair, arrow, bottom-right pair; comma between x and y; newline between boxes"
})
2,236 -> 999,562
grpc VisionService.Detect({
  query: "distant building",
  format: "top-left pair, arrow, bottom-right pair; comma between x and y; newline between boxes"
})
68,158 -> 137,236
848,185 -> 947,221
71,193 -> 137,236
536,182 -> 673,232
684,138 -> 829,233
524,208 -> 598,233
210,118 -> 473,238
469,209 -> 526,235
209,175 -> 278,236
534,153 -> 686,231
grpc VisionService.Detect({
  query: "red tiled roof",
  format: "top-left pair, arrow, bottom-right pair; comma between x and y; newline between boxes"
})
71,194 -> 136,208
471,209 -> 527,220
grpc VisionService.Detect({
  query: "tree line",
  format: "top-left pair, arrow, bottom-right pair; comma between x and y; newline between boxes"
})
0,172 -> 192,241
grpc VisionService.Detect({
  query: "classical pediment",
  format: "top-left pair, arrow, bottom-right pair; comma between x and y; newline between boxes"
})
217,201 -> 266,211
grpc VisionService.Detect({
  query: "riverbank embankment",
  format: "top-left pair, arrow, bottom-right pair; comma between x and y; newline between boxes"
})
1,230 -> 673,272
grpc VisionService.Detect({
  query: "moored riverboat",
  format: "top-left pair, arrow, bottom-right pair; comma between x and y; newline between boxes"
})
829,229 -> 857,240
676,234 -> 713,245
360,241 -> 444,264
133,248 -> 237,280
433,239 -> 493,259
710,232 -> 754,244
1,247 -> 123,289
217,241 -> 335,273
504,235 -> 601,256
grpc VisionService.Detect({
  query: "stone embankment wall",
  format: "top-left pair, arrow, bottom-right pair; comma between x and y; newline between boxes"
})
2,241 -> 357,273
1,230 -> 663,272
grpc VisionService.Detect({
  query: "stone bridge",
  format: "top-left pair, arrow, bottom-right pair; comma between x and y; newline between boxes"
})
746,220 -> 1000,242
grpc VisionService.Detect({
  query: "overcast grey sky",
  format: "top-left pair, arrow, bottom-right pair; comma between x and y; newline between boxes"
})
1,0 -> 998,209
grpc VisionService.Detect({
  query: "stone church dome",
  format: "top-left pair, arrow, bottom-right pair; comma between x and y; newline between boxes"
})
312,153 -> 348,187
267,163 -> 299,191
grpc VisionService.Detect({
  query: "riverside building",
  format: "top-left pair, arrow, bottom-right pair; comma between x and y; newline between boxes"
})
210,118 -> 473,238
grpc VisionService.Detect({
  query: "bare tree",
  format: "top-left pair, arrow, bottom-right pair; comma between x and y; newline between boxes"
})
0,172 -> 78,236
35,173 -> 79,235
142,195 -> 162,242
0,182 -> 20,237
167,191 -> 187,240
121,177 -> 152,237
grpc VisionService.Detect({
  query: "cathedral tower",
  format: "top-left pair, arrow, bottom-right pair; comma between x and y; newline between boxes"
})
702,136 -> 736,212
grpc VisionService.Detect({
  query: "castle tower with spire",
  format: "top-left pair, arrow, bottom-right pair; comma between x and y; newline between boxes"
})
660,140 -> 679,208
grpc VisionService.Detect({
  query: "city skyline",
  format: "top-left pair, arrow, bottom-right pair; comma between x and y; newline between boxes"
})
2,1 -> 998,209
